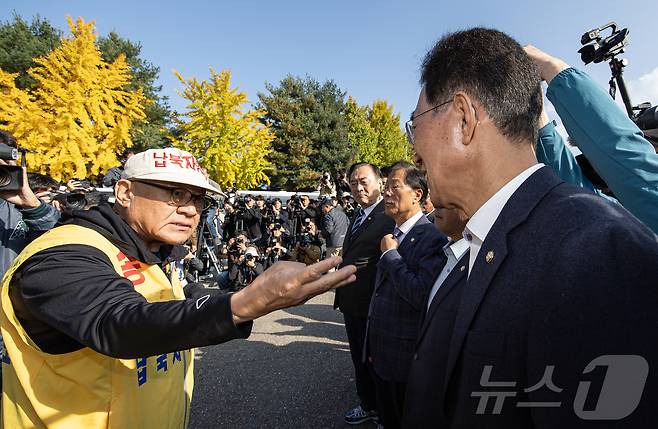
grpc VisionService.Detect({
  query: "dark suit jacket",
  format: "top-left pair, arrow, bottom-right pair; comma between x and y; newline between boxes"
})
402,253 -> 469,428
334,200 -> 395,317
366,215 -> 448,382
407,166 -> 658,428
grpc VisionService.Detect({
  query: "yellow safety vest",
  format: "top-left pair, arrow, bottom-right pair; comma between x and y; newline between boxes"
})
0,224 -> 194,429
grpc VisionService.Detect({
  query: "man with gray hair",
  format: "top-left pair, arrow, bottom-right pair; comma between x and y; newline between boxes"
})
403,27 -> 658,428
0,147 -> 356,429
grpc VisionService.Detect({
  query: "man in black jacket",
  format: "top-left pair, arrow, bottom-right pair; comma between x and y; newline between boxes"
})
335,162 -> 395,425
242,195 -> 263,242
1,148 -> 357,428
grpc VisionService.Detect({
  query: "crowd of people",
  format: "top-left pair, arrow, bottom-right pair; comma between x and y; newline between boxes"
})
0,26 -> 657,429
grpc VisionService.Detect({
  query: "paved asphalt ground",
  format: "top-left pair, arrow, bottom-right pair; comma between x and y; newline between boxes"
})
188,290 -> 379,429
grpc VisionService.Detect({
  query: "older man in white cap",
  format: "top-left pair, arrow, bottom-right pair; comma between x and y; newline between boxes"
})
0,148 -> 356,429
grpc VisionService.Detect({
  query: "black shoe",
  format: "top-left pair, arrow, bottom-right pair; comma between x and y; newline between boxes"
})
344,405 -> 378,425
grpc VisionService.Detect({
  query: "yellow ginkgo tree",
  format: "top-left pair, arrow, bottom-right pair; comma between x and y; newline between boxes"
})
0,16 -> 145,182
173,68 -> 273,189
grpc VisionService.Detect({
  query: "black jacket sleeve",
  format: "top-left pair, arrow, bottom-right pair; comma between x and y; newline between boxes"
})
10,244 -> 252,359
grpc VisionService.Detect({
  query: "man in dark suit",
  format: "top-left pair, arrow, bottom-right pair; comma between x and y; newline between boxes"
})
403,206 -> 469,428
335,162 -> 395,425
366,162 -> 447,428
403,28 -> 658,428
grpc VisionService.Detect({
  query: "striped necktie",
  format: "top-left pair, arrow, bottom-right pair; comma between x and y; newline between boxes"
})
393,226 -> 403,240
351,208 -> 367,234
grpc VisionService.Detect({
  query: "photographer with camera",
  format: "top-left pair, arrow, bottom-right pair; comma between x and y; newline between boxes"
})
318,171 -> 337,198
242,194 -> 263,242
0,131 -> 60,278
226,231 -> 249,265
290,194 -> 318,235
260,222 -> 292,269
291,218 -> 325,265
228,246 -> 264,290
336,171 -> 351,196
222,201 -> 239,240
525,44 -> 658,233
339,192 -> 356,218
263,198 -> 290,233
26,173 -> 60,206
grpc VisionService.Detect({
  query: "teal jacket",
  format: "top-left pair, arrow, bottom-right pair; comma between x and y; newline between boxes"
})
537,67 -> 658,234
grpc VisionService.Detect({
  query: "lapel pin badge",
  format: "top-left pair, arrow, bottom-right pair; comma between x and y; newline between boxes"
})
460,265 -> 465,272
485,250 -> 494,264
410,237 -> 415,242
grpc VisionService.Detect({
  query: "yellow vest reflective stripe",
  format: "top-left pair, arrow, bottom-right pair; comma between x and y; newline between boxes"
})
0,224 -> 194,429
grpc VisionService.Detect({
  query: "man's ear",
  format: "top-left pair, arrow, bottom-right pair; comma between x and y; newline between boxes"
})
414,188 -> 424,204
114,179 -> 134,208
453,91 -> 479,145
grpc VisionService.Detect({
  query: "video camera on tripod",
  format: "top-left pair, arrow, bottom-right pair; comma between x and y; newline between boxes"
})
578,22 -> 658,133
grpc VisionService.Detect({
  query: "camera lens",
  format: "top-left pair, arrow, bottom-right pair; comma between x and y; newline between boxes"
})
0,169 -> 12,187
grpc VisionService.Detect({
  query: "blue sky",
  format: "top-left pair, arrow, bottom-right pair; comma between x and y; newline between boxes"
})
4,0 -> 658,125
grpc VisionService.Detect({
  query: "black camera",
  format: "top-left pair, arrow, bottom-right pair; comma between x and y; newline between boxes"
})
244,252 -> 254,262
579,22 -> 658,131
74,179 -> 94,189
579,22 -> 628,65
54,192 -> 88,212
0,143 -> 24,191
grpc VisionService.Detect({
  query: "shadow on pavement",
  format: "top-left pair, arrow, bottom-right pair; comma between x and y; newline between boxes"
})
189,295 -> 377,429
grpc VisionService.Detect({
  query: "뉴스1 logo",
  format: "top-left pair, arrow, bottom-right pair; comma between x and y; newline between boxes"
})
471,355 -> 648,420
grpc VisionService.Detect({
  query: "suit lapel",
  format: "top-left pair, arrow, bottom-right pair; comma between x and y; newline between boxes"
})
342,213 -> 357,253
442,167 -> 563,397
397,215 -> 430,256
345,200 -> 385,250
417,253 -> 469,345
374,214 -> 428,291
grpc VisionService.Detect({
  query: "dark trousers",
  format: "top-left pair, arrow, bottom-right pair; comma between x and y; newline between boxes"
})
343,313 -> 377,411
372,369 -> 407,429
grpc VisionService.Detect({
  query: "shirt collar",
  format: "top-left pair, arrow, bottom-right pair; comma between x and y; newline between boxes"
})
361,196 -> 383,217
464,164 -> 544,245
396,210 -> 424,234
444,237 -> 470,260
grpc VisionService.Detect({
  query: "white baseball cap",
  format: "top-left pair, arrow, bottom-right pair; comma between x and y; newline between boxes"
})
245,247 -> 259,257
122,148 -> 220,194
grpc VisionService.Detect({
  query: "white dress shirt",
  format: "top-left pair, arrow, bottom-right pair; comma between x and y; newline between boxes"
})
464,164 -> 544,277
426,238 -> 470,309
360,196 -> 383,218
380,210 -> 424,258
394,210 -> 424,245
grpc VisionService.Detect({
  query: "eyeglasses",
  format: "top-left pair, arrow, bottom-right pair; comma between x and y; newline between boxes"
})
133,181 -> 211,212
405,99 -> 452,146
